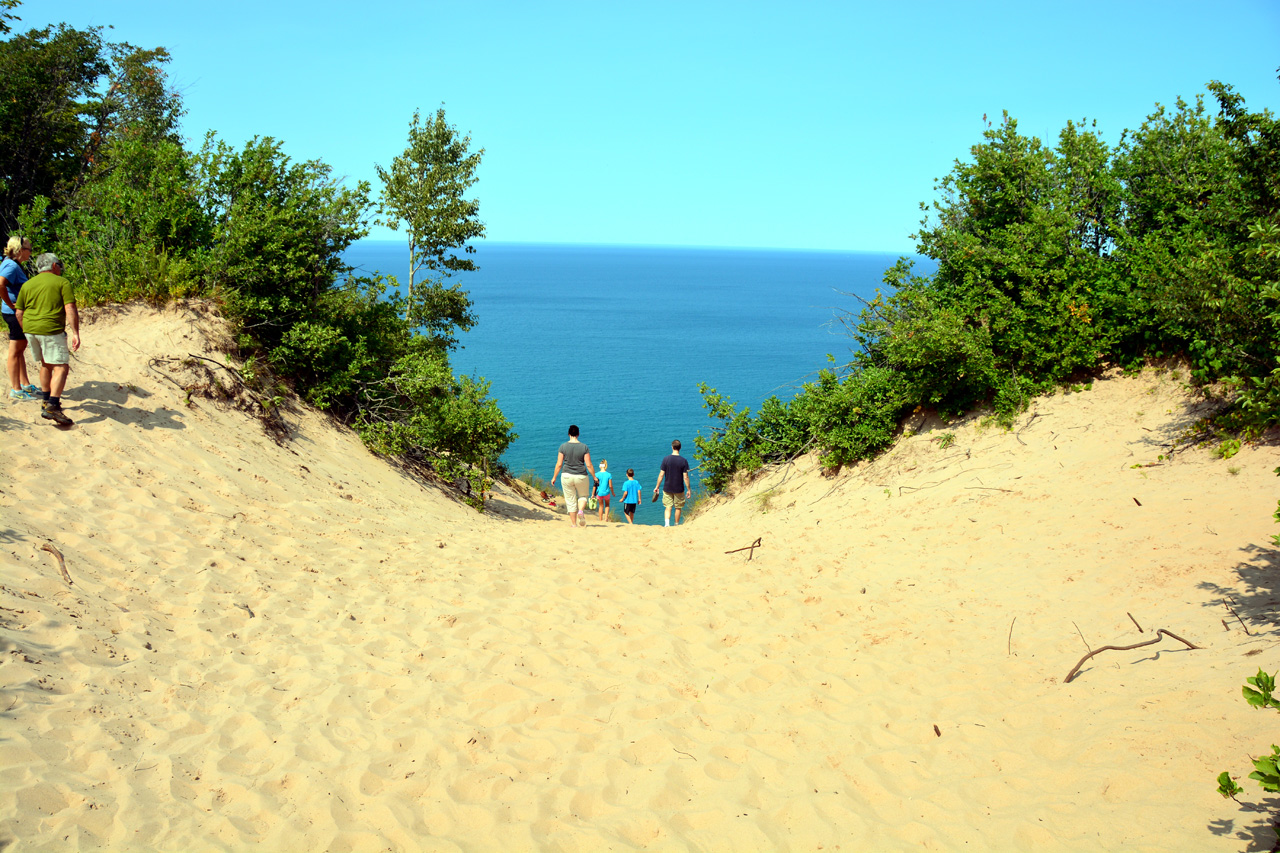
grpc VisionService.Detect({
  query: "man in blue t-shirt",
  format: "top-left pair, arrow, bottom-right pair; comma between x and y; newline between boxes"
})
653,439 -> 692,527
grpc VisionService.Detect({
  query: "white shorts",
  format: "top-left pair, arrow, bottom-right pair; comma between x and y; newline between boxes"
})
26,332 -> 70,365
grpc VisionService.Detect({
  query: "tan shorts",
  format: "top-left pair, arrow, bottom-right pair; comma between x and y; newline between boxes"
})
662,491 -> 686,509
26,332 -> 70,365
561,473 -> 591,513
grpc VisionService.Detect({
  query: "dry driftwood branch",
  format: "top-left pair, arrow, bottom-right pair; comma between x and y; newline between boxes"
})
1127,612 -> 1144,633
40,542 -> 72,585
1063,628 -> 1201,684
725,537 -> 763,561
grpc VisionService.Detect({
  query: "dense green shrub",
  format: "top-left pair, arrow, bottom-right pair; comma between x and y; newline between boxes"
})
697,77 -> 1280,492
3,15 -> 515,510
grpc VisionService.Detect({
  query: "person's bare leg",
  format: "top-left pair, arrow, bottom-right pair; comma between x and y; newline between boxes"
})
49,364 -> 69,398
39,360 -> 52,394
7,339 -> 27,390
673,507 -> 682,526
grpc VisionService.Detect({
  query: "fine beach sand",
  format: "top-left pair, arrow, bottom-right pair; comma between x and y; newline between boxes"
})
2,302 -> 1280,851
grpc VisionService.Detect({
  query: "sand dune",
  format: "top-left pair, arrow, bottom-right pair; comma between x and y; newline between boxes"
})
2,303 -> 1278,851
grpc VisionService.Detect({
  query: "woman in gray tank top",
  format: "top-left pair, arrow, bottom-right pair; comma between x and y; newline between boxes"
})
551,424 -> 594,527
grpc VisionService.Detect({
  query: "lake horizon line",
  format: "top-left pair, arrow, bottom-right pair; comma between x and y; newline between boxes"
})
353,238 -> 919,257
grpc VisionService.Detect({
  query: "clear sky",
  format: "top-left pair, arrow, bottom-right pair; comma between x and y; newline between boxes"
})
19,0 -> 1280,252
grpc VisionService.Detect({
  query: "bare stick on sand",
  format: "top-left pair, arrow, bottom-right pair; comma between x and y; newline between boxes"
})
1063,629 -> 1200,684
40,542 -> 72,585
725,538 -> 763,561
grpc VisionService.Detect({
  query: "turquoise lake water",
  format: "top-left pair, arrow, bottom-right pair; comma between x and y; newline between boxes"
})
342,241 -> 927,524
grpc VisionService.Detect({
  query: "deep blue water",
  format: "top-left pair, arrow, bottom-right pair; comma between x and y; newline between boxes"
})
342,241 -> 924,524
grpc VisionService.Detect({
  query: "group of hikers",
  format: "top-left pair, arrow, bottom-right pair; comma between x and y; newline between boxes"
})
1,236 -> 80,427
550,425 -> 693,528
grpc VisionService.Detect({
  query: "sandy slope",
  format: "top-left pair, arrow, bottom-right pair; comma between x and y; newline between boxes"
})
1,303 -> 1279,851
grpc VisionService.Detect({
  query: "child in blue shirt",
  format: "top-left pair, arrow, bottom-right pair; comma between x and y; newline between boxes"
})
619,468 -> 641,524
595,460 -> 615,521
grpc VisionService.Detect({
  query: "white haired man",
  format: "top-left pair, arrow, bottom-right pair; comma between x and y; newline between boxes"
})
15,253 -> 80,426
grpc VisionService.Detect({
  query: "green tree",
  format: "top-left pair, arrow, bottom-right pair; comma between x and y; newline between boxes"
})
914,113 -> 1116,381
0,0 -> 21,36
375,107 -> 484,344
0,24 -> 107,230
196,134 -> 372,353
0,22 -> 182,232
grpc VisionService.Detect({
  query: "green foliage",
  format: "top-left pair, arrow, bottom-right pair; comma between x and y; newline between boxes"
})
1271,465 -> 1280,549
1220,670 -> 1280,801
196,134 -> 372,352
3,17 -> 514,510
355,353 -> 514,510
0,23 -> 108,230
1116,83 -> 1280,427
0,22 -> 182,232
376,107 -> 486,296
697,76 -> 1280,493
1217,771 -> 1244,799
1243,669 -> 1280,711
693,384 -> 768,493
0,0 -> 20,36
791,366 -> 909,469
49,135 -> 210,305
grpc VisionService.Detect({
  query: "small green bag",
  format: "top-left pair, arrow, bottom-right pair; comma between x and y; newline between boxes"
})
588,497 -> 598,510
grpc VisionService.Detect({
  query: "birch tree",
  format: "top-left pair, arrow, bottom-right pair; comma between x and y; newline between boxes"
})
375,107 -> 484,344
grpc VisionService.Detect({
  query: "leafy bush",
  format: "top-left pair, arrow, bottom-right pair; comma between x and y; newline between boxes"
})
696,77 -> 1280,492
6,16 -> 516,510
1218,669 -> 1280,800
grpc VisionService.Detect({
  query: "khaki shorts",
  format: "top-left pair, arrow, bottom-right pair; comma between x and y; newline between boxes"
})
26,332 -> 70,365
662,491 -> 686,509
561,473 -> 591,513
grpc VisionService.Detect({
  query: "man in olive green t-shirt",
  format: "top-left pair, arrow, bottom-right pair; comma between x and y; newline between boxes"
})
14,253 -> 80,426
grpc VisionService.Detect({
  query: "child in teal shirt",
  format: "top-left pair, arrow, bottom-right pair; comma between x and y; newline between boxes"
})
619,468 -> 641,524
595,460 -> 615,521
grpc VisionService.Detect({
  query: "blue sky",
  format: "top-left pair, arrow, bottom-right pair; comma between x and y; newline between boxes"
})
20,0 -> 1280,252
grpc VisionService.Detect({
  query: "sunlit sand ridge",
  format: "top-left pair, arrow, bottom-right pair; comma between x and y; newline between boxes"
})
1,303 -> 1278,851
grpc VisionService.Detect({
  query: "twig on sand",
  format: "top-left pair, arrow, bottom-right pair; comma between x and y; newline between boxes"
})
1072,621 -> 1090,652
1063,629 -> 1200,684
1015,412 -> 1046,445
1127,612 -> 1144,633
725,538 -> 763,561
40,543 -> 72,585
1007,616 -> 1016,655
1225,600 -> 1252,636
673,748 -> 697,761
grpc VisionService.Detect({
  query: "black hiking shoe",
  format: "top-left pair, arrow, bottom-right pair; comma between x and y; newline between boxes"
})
41,404 -> 73,426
